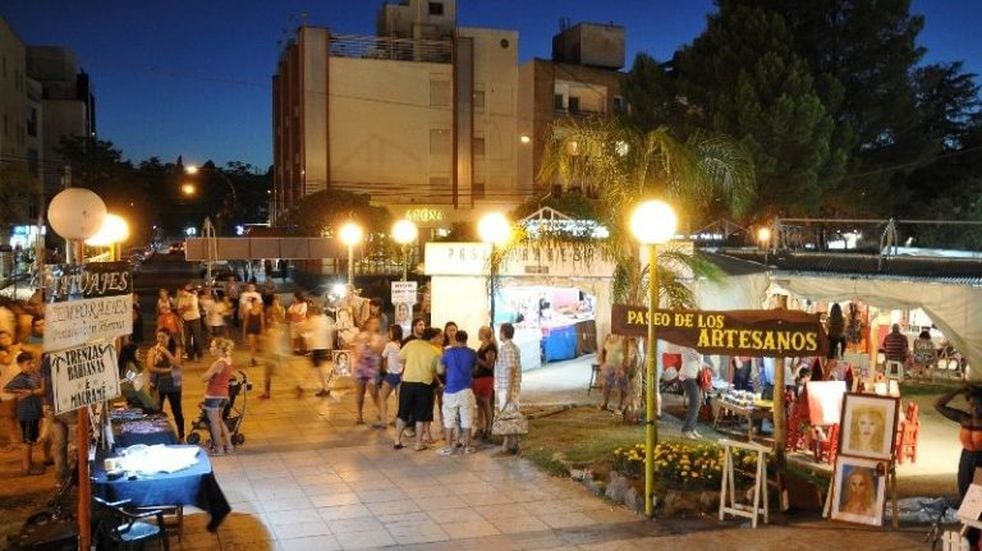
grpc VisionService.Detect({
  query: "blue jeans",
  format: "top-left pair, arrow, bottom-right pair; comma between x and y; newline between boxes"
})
681,378 -> 701,433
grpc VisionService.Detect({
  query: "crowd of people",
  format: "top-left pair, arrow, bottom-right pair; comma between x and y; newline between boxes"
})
147,276 -> 524,457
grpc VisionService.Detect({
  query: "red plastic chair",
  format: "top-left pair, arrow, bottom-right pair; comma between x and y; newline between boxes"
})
895,402 -> 920,464
813,424 -> 839,465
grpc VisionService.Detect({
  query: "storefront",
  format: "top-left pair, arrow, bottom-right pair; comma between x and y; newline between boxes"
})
424,242 -> 616,370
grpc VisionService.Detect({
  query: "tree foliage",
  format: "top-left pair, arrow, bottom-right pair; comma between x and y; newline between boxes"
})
674,5 -> 843,216
279,189 -> 391,238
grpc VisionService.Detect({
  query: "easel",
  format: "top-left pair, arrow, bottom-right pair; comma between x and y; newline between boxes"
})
823,459 -> 899,528
718,438 -> 770,528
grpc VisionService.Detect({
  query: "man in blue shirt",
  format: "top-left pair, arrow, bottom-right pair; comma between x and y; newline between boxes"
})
438,330 -> 477,455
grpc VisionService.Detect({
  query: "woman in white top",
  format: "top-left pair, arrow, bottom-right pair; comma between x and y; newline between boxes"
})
286,292 -> 308,354
379,324 -> 404,426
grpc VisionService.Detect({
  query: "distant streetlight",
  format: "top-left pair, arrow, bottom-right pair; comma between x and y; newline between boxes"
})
182,164 -> 239,233
478,212 -> 510,328
519,135 -> 531,144
180,182 -> 197,197
86,213 -> 130,261
758,226 -> 772,264
185,164 -> 199,175
629,199 -> 677,519
338,222 -> 363,285
392,219 -> 418,281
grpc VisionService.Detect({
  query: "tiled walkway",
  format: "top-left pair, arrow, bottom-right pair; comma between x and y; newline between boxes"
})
169,351 -> 926,550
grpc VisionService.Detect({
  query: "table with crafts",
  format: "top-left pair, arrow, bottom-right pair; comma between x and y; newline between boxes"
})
91,444 -> 230,531
713,390 -> 774,442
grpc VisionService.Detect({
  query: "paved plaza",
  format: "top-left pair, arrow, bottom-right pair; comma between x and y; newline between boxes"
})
161,350 -> 931,550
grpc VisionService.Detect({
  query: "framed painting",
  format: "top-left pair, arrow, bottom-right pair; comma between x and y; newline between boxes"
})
839,393 -> 900,461
831,455 -> 887,526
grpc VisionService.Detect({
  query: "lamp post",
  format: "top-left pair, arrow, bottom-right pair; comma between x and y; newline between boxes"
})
184,164 -> 238,233
339,222 -> 363,285
630,199 -> 678,519
86,213 -> 130,261
47,187 -> 108,551
392,219 -> 418,281
478,212 -> 510,329
758,226 -> 772,264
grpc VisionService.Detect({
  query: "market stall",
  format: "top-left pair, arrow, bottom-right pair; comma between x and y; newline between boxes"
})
425,242 -> 615,370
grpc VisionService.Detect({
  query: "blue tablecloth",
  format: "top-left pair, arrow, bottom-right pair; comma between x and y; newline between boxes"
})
92,445 -> 230,531
114,427 -> 178,448
542,324 -> 579,362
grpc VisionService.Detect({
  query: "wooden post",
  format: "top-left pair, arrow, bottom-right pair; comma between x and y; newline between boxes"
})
74,240 -> 91,551
772,356 -> 786,461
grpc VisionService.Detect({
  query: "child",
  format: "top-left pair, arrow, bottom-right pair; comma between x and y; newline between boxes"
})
4,352 -> 44,475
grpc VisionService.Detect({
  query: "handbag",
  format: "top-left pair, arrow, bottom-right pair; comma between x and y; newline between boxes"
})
491,401 -> 528,436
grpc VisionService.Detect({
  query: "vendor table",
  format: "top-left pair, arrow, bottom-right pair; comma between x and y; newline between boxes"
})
92,445 -> 230,531
712,399 -> 773,442
111,413 -> 178,448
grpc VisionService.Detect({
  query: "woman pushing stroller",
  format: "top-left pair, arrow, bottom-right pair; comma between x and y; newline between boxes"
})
201,338 -> 235,455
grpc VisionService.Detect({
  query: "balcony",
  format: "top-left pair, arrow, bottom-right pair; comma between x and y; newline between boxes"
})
329,34 -> 452,64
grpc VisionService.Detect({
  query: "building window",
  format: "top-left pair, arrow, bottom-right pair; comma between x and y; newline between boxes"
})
473,182 -> 486,200
568,96 -> 580,113
26,107 -> 37,137
428,2 -> 444,16
554,94 -> 564,110
430,129 -> 450,155
614,96 -> 626,113
430,79 -> 450,107
473,137 -> 485,156
473,90 -> 485,110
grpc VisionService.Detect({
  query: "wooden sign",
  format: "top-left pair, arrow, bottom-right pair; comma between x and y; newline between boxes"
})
611,305 -> 826,357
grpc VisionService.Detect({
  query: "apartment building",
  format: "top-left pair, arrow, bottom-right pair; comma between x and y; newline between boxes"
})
271,0 -> 520,235
518,22 -> 626,193
27,46 -> 97,195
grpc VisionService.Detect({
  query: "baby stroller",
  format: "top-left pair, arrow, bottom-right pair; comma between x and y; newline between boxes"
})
186,371 -> 251,447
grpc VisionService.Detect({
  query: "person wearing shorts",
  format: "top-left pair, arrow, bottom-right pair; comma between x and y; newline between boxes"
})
201,338 -> 235,455
379,324 -> 404,426
4,352 -> 44,475
301,306 -> 334,397
395,327 -> 442,451
438,330 -> 477,455
472,326 -> 496,440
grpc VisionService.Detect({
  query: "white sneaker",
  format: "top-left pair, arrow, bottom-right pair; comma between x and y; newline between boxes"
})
692,429 -> 703,438
684,431 -> 700,440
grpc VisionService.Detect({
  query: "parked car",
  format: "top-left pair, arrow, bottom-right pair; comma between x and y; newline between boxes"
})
168,242 -> 185,255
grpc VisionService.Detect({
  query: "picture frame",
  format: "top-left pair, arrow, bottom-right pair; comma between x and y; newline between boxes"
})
332,350 -> 351,376
831,455 -> 888,526
838,393 -> 900,461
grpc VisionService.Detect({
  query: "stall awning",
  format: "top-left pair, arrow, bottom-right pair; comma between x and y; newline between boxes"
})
771,272 -> 982,380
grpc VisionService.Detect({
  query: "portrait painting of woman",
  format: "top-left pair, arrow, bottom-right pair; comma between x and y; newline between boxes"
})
832,457 -> 886,526
840,394 -> 899,460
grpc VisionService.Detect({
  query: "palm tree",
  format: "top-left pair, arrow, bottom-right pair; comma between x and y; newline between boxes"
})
536,116 -> 756,307
503,117 -> 755,419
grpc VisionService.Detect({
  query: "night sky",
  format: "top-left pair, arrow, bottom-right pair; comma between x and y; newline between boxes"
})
3,0 -> 979,169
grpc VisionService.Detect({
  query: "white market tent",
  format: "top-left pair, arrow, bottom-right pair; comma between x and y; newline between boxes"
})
771,271 -> 982,380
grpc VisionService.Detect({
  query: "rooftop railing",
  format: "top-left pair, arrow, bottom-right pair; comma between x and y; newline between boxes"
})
329,34 -> 452,64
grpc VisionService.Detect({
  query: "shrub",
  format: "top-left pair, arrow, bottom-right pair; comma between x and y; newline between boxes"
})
612,441 -> 772,491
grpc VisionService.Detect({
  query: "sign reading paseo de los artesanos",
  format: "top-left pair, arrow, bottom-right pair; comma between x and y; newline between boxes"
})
611,305 -> 827,358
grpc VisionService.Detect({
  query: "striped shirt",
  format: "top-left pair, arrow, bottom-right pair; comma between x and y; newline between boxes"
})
882,331 -> 909,362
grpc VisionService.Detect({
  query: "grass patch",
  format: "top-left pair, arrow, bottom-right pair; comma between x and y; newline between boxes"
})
523,447 -> 572,477
521,407 -> 644,471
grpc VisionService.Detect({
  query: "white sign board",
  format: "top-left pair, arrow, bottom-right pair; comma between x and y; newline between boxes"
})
44,294 -> 133,352
49,341 -> 121,415
391,281 -> 418,304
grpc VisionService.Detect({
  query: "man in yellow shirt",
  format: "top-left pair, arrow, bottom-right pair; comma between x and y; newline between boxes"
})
394,327 -> 442,451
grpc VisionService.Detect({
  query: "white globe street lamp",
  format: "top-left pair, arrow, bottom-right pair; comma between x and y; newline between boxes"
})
338,222 -> 363,285
392,219 -> 418,281
629,199 -> 678,519
478,212 -> 510,328
86,213 -> 130,261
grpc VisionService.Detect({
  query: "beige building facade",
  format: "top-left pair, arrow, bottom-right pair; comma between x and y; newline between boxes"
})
272,0 -> 521,236
517,23 -> 626,193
